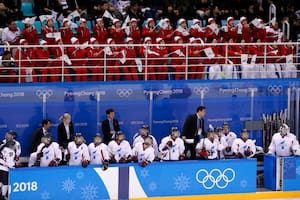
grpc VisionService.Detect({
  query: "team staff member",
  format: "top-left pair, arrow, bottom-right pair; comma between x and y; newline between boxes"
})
101,108 -> 120,144
57,113 -> 75,149
182,106 -> 207,159
30,119 -> 51,153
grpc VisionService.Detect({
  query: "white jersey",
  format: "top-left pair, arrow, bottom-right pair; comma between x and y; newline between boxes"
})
268,133 -> 300,157
132,142 -> 155,163
88,143 -> 110,165
159,136 -> 185,161
29,142 -> 62,167
0,147 -> 16,170
133,134 -> 159,156
196,138 -> 223,159
108,140 -> 132,162
221,132 -> 237,155
68,142 -> 90,166
232,138 -> 256,158
2,139 -> 21,158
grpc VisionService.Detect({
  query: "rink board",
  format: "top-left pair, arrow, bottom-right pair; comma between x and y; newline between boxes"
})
264,155 -> 300,191
9,159 -> 256,199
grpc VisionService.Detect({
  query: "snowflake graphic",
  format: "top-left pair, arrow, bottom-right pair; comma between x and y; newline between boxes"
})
41,191 -> 50,200
149,182 -> 157,192
296,166 -> 300,176
76,170 -> 84,179
173,173 -> 190,193
81,183 -> 98,200
240,179 -> 248,188
140,168 -> 149,178
62,177 -> 76,193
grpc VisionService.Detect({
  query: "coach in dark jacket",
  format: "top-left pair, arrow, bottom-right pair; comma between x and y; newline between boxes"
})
101,108 -> 120,144
57,113 -> 75,149
182,106 -> 207,159
30,119 -> 51,153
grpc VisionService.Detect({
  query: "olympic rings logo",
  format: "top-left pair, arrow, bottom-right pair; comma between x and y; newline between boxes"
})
36,89 -> 53,99
267,85 -> 282,95
193,87 -> 209,95
116,89 -> 133,98
195,168 -> 235,189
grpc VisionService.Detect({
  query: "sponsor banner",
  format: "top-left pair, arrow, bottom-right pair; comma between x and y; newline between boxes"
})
0,79 -> 298,156
9,160 -> 256,199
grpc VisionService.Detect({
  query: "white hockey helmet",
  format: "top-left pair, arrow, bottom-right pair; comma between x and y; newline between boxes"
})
279,123 -> 290,135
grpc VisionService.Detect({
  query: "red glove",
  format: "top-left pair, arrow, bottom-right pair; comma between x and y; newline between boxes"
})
198,149 -> 208,160
102,159 -> 109,171
15,156 -> 20,161
82,160 -> 89,168
66,154 -> 70,161
236,152 -> 244,158
166,141 -> 173,148
140,160 -> 148,167
179,154 -> 185,160
119,157 -> 127,163
110,156 -> 116,163
14,163 -> 21,168
48,160 -> 58,167
37,152 -> 43,159
131,155 -> 138,162
244,148 -> 252,157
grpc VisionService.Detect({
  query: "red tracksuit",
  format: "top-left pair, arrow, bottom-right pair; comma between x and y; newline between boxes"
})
152,46 -> 169,80
174,28 -> 190,43
22,27 -> 39,45
41,25 -> 57,46
236,25 -> 252,42
252,26 -> 266,42
67,47 -> 88,81
188,45 -> 204,79
142,27 -> 157,43
93,26 -> 108,44
119,46 -> 139,80
222,25 -> 237,42
86,46 -> 104,81
190,25 -> 205,41
158,28 -> 174,44
106,46 -> 121,81
59,27 -> 73,44
77,26 -> 91,44
170,45 -> 186,80
137,46 -> 157,80
205,24 -> 221,42
129,27 -> 142,44
14,48 -> 37,82
110,26 -> 125,44
52,46 -> 68,81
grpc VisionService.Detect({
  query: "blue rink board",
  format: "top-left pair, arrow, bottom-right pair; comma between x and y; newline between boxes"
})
0,79 -> 296,156
9,159 -> 257,199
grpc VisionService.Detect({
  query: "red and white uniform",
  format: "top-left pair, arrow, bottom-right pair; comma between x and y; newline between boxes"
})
128,18 -> 141,44
174,19 -> 190,43
252,19 -> 266,42
205,40 -> 224,80
86,37 -> 104,81
133,135 -> 159,157
132,142 -> 155,163
108,140 -> 132,163
93,18 -> 108,44
196,138 -> 223,159
110,19 -> 125,44
29,142 -> 62,167
232,138 -> 256,158
41,19 -> 57,46
159,136 -> 185,161
236,17 -> 252,42
68,141 -> 90,166
169,36 -> 186,80
152,37 -> 169,80
158,19 -> 174,44
188,38 -> 204,79
88,142 -> 110,165
189,19 -> 205,41
142,18 -> 157,43
22,25 -> 39,45
266,23 -> 282,42
205,18 -> 221,42
268,132 -> 300,157
221,17 -> 237,42
59,19 -> 73,44
106,38 -> 121,81
76,18 -> 91,44
221,131 -> 237,156
51,38 -> 67,81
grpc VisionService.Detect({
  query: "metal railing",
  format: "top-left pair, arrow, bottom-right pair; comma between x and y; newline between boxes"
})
0,41 -> 299,83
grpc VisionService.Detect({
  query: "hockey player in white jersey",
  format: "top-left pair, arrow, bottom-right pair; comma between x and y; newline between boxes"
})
88,133 -> 109,170
28,134 -> 62,167
159,127 -> 185,161
108,131 -> 132,163
0,140 -> 17,199
132,125 -> 159,157
2,130 -> 21,166
268,124 -> 300,157
232,129 -> 256,158
67,133 -> 90,167
196,127 -> 224,160
220,122 -> 237,158
132,136 -> 155,167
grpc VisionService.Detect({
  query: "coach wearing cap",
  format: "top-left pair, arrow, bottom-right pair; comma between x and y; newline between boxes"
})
101,108 -> 120,144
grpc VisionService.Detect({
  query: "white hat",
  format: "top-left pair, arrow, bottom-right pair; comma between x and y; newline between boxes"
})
164,18 -> 170,22
147,18 -> 154,24
63,18 -> 69,24
240,16 -> 247,22
113,18 -> 120,24
208,18 -> 215,24
193,19 -> 200,25
156,37 -> 163,44
189,37 -> 196,43
125,37 -> 133,43
227,17 -> 234,23
107,38 -> 114,44
70,37 -> 78,44
130,18 -> 137,23
80,18 -> 86,23
174,36 -> 182,43
144,37 -> 152,43
55,37 -> 62,42
90,37 -> 97,44
178,18 -> 186,25
23,17 -> 31,24
19,39 -> 28,45
96,18 -> 103,23
40,40 -> 47,45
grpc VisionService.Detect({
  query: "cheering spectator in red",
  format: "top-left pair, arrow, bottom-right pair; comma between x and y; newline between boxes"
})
52,38 -> 68,81
76,18 -> 91,44
174,18 -> 190,43
169,36 -> 186,80
128,18 -> 141,44
41,17 -> 57,49
59,18 -> 73,45
158,18 -> 174,44
152,37 -> 169,80
221,17 -> 237,43
252,19 -> 266,42
188,38 -> 204,79
190,19 -> 205,41
93,18 -> 108,44
236,17 -> 252,43
22,18 -> 39,45
109,18 -> 125,44
106,38 -> 121,81
142,18 -> 157,43
205,18 -> 221,42
33,40 -> 52,82
67,37 -> 88,81
86,37 -> 104,81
